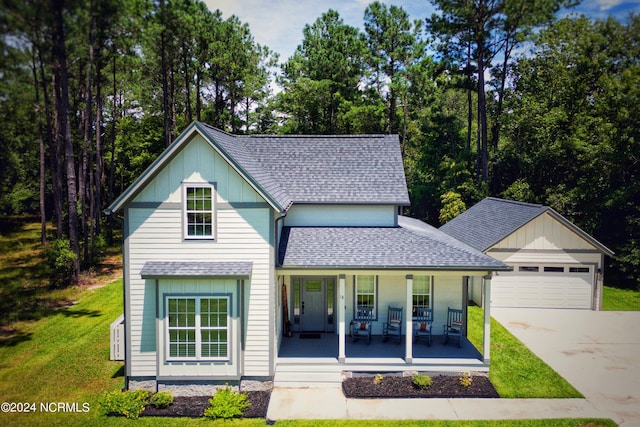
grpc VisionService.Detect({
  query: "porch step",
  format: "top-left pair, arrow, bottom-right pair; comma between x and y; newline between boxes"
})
274,363 -> 343,388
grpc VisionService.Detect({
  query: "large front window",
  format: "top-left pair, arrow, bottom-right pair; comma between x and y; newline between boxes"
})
184,184 -> 214,239
355,275 -> 377,317
166,296 -> 229,361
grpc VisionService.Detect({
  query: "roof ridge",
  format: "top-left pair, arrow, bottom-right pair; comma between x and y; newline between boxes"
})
485,197 -> 545,209
243,134 -> 394,139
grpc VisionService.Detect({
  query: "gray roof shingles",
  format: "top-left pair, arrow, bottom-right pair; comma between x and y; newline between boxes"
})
140,261 -> 253,278
199,123 -> 410,208
439,197 -> 546,251
279,216 -> 509,270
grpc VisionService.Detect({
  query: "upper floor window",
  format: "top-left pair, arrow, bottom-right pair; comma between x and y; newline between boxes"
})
184,184 -> 215,239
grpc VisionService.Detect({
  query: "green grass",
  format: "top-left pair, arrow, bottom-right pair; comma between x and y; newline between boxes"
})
602,285 -> 640,310
0,221 -> 615,426
467,305 -> 582,399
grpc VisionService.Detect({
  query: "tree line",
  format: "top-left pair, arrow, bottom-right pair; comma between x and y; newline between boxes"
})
0,0 -> 638,289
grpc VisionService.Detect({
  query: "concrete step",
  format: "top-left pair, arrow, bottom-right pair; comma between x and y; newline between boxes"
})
274,364 -> 343,388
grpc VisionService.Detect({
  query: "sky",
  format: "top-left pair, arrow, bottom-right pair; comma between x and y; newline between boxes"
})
203,0 -> 640,63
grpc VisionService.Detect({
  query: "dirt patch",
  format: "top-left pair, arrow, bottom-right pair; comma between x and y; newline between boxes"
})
79,254 -> 122,290
140,391 -> 270,418
342,373 -> 499,399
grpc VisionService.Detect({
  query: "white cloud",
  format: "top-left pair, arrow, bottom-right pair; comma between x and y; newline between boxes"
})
597,0 -> 625,11
203,0 -> 435,62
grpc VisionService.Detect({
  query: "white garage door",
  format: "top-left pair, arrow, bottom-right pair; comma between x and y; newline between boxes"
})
491,264 -> 594,309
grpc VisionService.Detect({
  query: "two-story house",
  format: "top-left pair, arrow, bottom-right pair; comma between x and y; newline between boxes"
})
107,121 -> 509,393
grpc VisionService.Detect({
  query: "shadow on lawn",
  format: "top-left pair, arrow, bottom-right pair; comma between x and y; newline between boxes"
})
0,329 -> 33,347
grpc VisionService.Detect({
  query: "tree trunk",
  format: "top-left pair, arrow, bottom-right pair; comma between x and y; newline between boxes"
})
183,45 -> 192,123
52,0 -> 80,285
107,52 -> 117,245
81,4 -> 96,265
477,42 -> 489,183
161,27 -> 171,146
31,45 -> 47,244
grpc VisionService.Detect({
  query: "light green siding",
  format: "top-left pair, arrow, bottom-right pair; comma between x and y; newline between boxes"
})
124,135 -> 274,379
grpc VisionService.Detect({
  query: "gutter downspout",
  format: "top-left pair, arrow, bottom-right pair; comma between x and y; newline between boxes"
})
274,210 -> 287,267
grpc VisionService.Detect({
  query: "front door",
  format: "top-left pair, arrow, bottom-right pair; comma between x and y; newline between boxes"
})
301,278 -> 325,331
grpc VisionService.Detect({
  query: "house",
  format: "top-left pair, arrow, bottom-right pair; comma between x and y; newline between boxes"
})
106,121 -> 509,393
440,197 -> 614,310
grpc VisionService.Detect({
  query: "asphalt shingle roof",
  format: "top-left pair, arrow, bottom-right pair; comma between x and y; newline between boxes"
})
140,261 -> 253,278
278,216 -> 509,270
439,197 -> 547,251
108,121 -> 410,214
199,123 -> 410,208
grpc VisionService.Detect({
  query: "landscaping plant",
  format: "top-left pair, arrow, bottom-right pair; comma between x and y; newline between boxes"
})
98,389 -> 151,419
412,373 -> 432,389
150,391 -> 174,409
204,385 -> 250,420
459,372 -> 473,388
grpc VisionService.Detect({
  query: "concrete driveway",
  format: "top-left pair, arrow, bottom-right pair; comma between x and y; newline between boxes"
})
492,308 -> 640,427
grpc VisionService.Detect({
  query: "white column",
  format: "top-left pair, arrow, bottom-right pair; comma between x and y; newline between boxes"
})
338,274 -> 346,362
482,274 -> 492,365
405,274 -> 413,362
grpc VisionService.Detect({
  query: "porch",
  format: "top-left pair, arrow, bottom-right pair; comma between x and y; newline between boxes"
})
275,332 -> 487,387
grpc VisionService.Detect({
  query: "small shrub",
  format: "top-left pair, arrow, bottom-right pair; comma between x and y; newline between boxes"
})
150,391 -> 174,409
459,372 -> 473,388
98,389 -> 151,419
204,385 -> 250,420
373,373 -> 384,385
412,373 -> 432,390
44,238 -> 77,288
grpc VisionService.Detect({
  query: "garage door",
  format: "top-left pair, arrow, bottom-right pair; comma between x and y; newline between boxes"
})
491,264 -> 593,309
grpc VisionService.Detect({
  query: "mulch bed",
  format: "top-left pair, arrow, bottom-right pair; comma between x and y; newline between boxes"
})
342,374 -> 499,398
140,391 -> 271,418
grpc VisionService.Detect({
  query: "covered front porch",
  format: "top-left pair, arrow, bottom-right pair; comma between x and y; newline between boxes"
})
276,271 -> 494,370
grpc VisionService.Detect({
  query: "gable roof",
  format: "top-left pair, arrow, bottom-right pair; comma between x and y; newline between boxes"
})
278,215 -> 510,271
107,121 -> 409,214
439,197 -> 614,256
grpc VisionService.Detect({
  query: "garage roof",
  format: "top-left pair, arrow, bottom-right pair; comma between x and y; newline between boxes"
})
439,197 -> 614,256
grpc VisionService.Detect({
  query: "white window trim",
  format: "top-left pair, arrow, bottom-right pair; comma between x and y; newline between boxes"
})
183,183 -> 216,240
165,295 -> 230,362
354,275 -> 377,319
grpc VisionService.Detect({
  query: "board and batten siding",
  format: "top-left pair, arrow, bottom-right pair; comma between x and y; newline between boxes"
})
491,213 -> 598,253
124,135 -> 274,379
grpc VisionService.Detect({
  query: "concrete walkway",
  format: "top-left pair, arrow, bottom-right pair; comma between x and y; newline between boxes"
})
267,387 -> 605,421
267,309 -> 640,425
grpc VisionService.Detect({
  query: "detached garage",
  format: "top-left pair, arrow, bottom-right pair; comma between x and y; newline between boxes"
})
440,198 -> 614,310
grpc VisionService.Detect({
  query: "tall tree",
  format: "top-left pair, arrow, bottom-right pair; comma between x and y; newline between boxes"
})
364,1 -> 422,135
279,10 -> 366,133
51,0 -> 80,284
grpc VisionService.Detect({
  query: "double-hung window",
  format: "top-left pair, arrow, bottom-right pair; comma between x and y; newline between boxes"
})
166,296 -> 229,361
412,276 -> 432,318
355,275 -> 377,318
184,184 -> 214,239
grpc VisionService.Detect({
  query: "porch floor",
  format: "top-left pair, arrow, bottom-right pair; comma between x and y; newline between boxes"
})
278,332 -> 485,370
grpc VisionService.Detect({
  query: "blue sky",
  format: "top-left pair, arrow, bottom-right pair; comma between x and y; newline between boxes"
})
203,0 -> 639,63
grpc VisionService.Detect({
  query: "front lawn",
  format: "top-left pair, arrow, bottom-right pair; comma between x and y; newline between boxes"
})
602,285 -> 640,311
467,305 -> 582,399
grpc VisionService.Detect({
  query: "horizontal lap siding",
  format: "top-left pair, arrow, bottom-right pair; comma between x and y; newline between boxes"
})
127,206 -> 272,378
